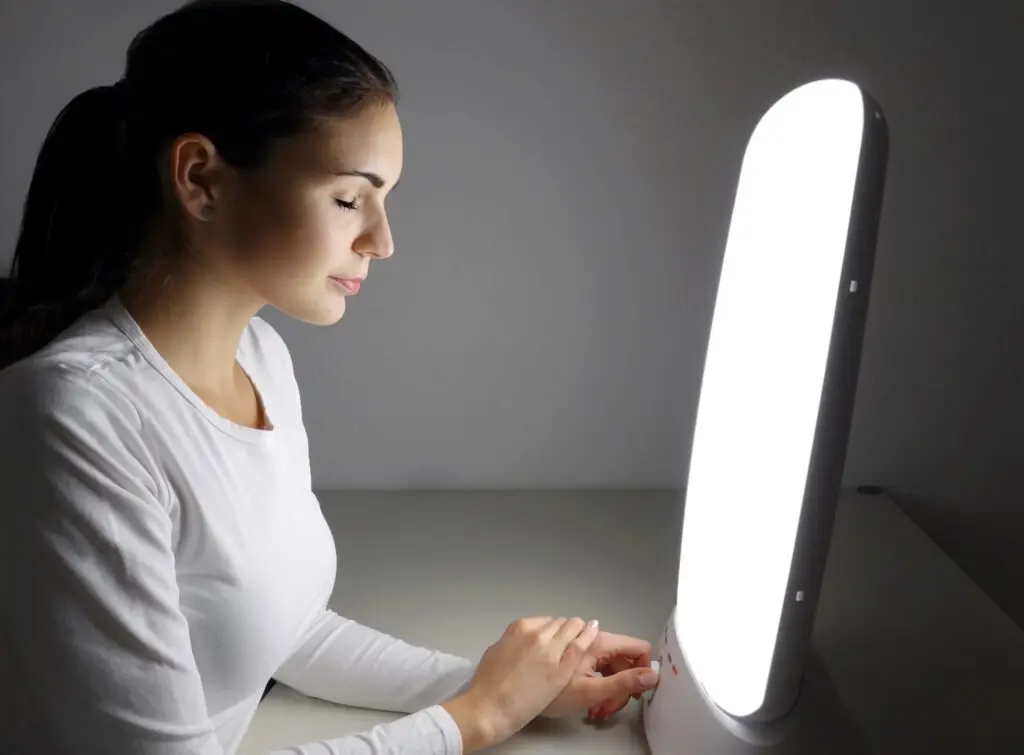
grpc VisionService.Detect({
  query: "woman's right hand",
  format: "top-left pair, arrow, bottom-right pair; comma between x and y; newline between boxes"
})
442,616 -> 600,751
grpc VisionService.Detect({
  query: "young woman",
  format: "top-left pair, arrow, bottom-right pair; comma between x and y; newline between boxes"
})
0,2 -> 660,754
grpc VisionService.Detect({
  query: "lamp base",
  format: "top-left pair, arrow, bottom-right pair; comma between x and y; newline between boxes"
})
642,608 -> 866,754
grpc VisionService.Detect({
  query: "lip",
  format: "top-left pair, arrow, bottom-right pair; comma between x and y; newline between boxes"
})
329,276 -> 363,294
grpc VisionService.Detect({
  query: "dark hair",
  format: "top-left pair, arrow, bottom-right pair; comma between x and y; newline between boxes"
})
0,0 -> 397,369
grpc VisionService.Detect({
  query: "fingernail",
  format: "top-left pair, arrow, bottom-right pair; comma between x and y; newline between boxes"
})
589,619 -> 599,630
640,670 -> 659,686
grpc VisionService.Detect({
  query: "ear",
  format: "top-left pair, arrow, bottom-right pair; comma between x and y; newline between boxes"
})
166,133 -> 224,223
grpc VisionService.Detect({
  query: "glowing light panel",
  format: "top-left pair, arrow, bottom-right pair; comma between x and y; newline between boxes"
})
677,79 -> 868,718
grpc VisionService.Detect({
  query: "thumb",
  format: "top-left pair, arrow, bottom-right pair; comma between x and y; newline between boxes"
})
583,665 -> 660,705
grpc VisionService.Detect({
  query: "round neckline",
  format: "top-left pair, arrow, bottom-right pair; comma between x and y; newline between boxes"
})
101,295 -> 277,446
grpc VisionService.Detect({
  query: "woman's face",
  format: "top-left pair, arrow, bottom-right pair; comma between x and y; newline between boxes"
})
203,102 -> 404,325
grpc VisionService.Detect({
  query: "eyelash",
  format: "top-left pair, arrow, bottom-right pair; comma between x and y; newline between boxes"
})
335,198 -> 359,211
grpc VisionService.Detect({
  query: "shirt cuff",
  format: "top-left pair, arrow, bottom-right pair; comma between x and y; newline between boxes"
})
423,704 -> 465,755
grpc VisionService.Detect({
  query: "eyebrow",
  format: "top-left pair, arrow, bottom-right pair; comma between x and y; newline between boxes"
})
335,169 -> 390,190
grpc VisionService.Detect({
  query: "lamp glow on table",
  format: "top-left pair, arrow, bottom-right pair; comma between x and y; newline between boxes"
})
643,78 -> 888,752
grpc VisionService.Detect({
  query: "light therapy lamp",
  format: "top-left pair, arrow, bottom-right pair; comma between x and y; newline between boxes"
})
643,78 -> 888,751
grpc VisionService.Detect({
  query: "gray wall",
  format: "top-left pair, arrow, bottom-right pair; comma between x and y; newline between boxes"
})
1,2 -> 1021,620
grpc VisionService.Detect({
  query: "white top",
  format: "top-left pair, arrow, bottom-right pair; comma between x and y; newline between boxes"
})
0,297 -> 476,755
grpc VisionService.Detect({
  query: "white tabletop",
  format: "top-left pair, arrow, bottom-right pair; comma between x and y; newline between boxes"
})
239,490 -> 1024,754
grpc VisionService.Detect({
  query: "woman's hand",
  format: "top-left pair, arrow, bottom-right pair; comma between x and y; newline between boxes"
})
539,631 -> 659,722
442,616 -> 600,751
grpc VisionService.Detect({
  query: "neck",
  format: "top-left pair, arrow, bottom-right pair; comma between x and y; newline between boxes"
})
118,254 -> 264,394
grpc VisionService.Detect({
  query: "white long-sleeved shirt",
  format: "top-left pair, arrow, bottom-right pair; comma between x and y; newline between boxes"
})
0,296 -> 477,755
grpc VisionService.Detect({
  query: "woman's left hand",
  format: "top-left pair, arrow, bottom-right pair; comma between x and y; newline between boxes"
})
539,630 -> 659,722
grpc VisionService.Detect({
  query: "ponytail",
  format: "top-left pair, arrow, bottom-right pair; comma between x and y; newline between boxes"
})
0,83 -> 154,369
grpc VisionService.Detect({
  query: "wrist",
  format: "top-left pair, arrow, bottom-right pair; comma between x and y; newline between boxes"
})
442,693 -> 502,753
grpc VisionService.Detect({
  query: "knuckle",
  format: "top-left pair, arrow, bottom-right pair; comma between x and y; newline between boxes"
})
517,616 -> 550,632
534,618 -> 559,634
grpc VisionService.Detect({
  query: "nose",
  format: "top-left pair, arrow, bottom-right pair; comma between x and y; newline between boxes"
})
353,209 -> 394,260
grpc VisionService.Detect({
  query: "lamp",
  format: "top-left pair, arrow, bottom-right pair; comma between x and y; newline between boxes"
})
643,78 -> 888,752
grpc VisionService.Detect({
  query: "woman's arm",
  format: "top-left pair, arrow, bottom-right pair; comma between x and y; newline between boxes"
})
253,319 -> 482,713
0,369 -> 477,755
273,609 -> 479,713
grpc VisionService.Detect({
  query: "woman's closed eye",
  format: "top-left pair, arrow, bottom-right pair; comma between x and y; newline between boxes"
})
334,198 -> 359,211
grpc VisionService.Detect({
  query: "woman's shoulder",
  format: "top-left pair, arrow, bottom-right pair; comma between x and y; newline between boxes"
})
0,310 -> 296,430
0,316 -> 144,435
0,350 -> 142,434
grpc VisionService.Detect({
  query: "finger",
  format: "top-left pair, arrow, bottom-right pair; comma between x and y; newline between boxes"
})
592,663 -> 661,718
633,648 -> 651,669
625,651 -> 652,700
592,632 -> 652,663
538,617 -> 568,642
598,673 -> 648,720
605,649 -> 650,668
595,695 -> 631,721
552,617 -> 588,648
561,619 -> 599,668
596,644 -> 652,691
590,694 -> 628,722
606,655 -> 637,675
596,654 -> 638,686
585,666 -> 659,709
578,652 -> 599,676
594,697 -> 626,719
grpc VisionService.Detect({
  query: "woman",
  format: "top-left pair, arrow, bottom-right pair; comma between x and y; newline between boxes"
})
0,2 -> 661,753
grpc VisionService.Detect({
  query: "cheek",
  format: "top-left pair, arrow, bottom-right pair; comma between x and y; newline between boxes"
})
294,204 -> 349,267
228,193 -> 338,275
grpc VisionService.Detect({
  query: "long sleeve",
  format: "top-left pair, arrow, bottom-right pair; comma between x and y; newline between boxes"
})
0,370 -> 464,755
274,610 -> 478,713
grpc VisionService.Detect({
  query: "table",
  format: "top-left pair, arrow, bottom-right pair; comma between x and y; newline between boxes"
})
239,490 -> 1024,754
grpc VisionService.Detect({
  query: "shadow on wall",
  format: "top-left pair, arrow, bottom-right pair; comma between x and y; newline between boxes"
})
893,491 -> 1024,631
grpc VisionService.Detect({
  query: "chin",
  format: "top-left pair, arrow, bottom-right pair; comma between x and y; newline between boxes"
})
274,292 -> 347,326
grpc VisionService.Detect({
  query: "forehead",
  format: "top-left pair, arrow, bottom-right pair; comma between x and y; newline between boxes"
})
293,103 -> 403,183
